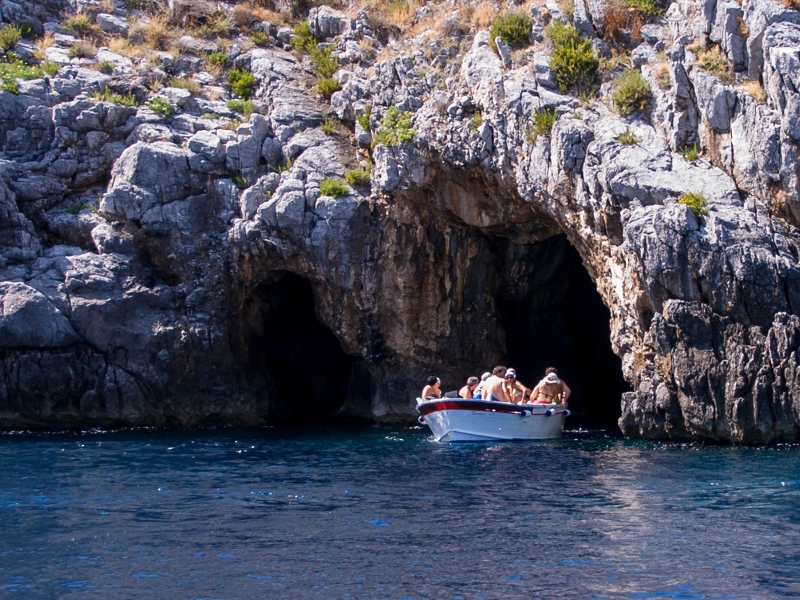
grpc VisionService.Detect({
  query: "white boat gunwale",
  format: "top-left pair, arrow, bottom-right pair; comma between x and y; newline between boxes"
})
416,397 -> 571,442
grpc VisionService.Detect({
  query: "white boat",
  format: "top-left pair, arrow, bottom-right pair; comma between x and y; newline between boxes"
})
416,398 -> 570,442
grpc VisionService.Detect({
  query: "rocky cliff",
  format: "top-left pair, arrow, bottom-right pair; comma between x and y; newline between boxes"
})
1,0 -> 799,442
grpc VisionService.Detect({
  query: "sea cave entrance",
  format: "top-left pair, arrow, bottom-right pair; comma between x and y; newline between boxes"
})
247,272 -> 362,423
496,235 -> 628,429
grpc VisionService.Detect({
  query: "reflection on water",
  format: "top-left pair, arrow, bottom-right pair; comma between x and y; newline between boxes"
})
1,427 -> 799,599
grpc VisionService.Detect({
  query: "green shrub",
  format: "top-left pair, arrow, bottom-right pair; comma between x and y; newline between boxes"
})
489,11 -> 531,52
678,192 -> 708,217
680,143 -> 700,161
276,157 -> 292,173
96,60 -> 114,74
321,113 -> 336,135
207,52 -> 228,68
356,105 -> 371,130
148,97 -> 175,116
251,31 -> 269,47
345,168 -> 371,186
616,128 -> 640,145
291,20 -> 315,53
470,110 -> 482,131
0,58 -> 47,90
63,15 -> 101,38
0,25 -> 21,52
317,77 -> 341,99
527,107 -> 558,143
319,178 -> 349,198
612,69 -> 652,116
372,106 -> 415,147
68,41 -> 94,58
548,21 -> 599,93
227,68 -> 256,98
695,45 -> 733,83
309,44 -> 338,78
625,0 -> 661,18
42,61 -> 59,77
226,99 -> 255,117
15,21 -> 32,39
233,174 -> 248,189
192,17 -> 231,40
93,87 -> 139,106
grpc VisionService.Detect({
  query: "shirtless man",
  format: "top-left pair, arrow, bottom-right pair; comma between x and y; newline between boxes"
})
481,366 -> 512,403
530,368 -> 571,404
459,377 -> 479,399
502,368 -> 531,404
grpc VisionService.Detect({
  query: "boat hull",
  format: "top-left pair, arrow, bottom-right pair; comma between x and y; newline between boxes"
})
416,399 -> 569,442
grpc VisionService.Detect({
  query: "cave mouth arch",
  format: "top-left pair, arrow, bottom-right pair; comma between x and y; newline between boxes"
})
247,272 -> 360,423
496,234 -> 629,430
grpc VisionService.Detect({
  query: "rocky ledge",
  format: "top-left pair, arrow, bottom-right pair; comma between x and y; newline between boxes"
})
0,0 -> 799,442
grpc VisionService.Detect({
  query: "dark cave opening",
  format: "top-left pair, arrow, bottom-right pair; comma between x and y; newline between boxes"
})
496,235 -> 629,430
250,273 -> 357,423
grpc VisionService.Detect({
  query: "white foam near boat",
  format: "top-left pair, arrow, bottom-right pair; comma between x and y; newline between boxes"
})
416,398 -> 570,442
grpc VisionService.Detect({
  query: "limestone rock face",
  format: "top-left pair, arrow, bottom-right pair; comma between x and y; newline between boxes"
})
2,0 -> 800,441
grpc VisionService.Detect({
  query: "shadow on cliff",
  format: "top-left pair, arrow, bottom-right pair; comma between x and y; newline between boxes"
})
496,235 -> 629,429
239,273 -> 369,423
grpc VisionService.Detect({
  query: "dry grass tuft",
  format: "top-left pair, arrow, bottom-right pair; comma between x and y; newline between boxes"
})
251,6 -> 286,24
107,36 -> 149,60
471,2 -> 497,28
743,80 -> 766,102
779,0 -> 800,9
653,62 -> 670,89
232,5 -> 256,28
695,44 -> 733,83
132,16 -> 175,51
33,32 -> 55,62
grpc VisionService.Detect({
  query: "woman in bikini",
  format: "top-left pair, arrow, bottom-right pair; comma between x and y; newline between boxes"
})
530,367 -> 571,404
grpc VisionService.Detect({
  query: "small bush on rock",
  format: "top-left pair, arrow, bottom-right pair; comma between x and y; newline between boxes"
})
64,15 -> 101,38
68,41 -> 95,59
372,106 -> 415,147
489,11 -> 531,52
96,60 -> 114,74
527,107 -> 558,144
356,105 -> 371,131
548,21 -> 599,93
291,20 -> 315,53
207,52 -> 228,68
680,143 -> 700,161
320,178 -> 349,198
616,128 -> 640,145
228,68 -> 256,98
345,168 -> 371,186
251,31 -> 269,47
321,114 -> 336,135
93,87 -> 138,106
227,99 -> 255,117
612,69 -> 652,116
695,45 -> 733,83
309,44 -> 338,78
0,25 -> 21,52
317,77 -> 341,99
679,192 -> 708,217
148,97 -> 175,116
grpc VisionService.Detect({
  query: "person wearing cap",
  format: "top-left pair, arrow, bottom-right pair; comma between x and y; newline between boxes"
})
459,376 -> 480,399
472,372 -> 492,399
421,376 -> 442,399
502,368 -> 531,404
530,367 -> 571,404
481,366 -> 512,403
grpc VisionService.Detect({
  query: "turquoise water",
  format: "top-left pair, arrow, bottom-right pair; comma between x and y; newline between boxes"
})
1,426 -> 799,599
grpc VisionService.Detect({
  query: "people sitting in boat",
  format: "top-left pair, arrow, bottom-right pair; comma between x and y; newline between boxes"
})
502,368 -> 531,404
421,376 -> 442,399
481,366 -> 512,403
530,368 -> 571,404
472,372 -> 491,399
459,376 -> 479,399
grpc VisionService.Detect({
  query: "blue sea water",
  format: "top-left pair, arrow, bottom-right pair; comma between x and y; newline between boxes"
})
1,426 -> 799,599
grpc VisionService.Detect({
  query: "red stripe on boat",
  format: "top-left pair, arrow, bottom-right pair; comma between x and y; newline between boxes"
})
418,400 -> 529,417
